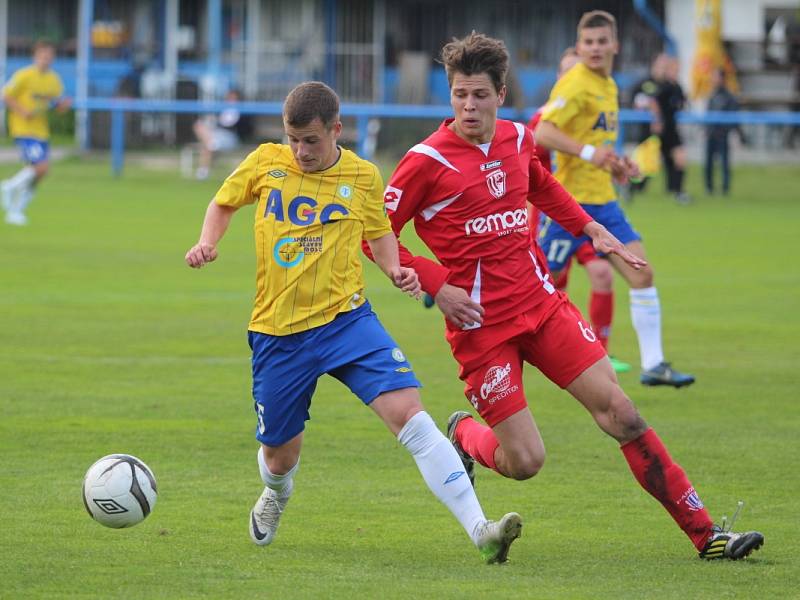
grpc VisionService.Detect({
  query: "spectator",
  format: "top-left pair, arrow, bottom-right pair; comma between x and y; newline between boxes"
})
192,89 -> 253,180
705,68 -> 743,196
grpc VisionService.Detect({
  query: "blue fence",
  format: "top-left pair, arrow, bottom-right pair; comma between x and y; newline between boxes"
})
73,97 -> 800,176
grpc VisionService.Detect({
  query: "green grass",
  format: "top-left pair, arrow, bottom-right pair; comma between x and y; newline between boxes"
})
1,158 -> 798,599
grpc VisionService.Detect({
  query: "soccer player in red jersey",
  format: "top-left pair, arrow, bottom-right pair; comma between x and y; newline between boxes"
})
528,47 -> 628,373
381,31 -> 763,560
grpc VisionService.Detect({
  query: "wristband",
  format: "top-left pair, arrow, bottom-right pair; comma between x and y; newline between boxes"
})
579,144 -> 596,162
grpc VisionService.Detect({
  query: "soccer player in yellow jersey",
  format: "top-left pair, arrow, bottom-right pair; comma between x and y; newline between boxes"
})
536,11 -> 695,388
2,41 -> 71,226
185,82 -> 522,563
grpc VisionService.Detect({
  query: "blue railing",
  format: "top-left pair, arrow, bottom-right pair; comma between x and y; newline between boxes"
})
72,98 -> 800,176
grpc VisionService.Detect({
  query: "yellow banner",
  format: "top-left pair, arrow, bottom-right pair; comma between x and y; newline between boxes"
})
691,0 -> 739,99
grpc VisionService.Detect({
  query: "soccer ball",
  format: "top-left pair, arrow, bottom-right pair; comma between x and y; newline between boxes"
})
82,454 -> 158,528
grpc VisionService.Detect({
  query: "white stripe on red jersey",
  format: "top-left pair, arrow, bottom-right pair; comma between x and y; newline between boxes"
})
385,119 -> 592,330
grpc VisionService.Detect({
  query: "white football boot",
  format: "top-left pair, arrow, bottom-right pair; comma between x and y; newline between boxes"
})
249,480 -> 293,546
475,512 -> 523,564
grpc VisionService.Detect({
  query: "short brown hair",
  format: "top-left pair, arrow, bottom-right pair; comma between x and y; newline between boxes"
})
439,32 -> 508,93
283,81 -> 339,129
577,10 -> 617,40
32,40 -> 56,54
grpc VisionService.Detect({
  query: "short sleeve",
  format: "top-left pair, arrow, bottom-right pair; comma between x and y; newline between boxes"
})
361,165 -> 393,241
214,148 -> 260,208
539,76 -> 583,129
3,71 -> 24,99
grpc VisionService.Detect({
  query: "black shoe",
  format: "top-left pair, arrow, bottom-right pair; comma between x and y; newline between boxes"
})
446,411 -> 476,487
699,502 -> 764,560
640,362 -> 695,388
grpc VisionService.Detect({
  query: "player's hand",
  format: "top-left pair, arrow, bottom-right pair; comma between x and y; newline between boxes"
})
433,283 -> 485,329
610,156 -> 640,184
390,267 -> 422,299
590,146 -> 618,170
185,242 -> 218,268
583,222 -> 647,270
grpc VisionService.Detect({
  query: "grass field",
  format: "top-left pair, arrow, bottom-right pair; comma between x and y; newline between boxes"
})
1,157 -> 798,599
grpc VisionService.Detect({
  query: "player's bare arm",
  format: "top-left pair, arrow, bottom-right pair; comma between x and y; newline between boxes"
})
583,221 -> 647,269
366,232 -> 422,298
185,200 -> 237,268
433,283 -> 484,329
535,120 -> 617,170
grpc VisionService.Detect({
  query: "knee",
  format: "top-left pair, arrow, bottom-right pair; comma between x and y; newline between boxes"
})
607,392 -> 648,442
34,163 -> 49,179
587,263 -> 613,291
506,452 -> 545,481
264,454 -> 297,476
630,264 -> 654,288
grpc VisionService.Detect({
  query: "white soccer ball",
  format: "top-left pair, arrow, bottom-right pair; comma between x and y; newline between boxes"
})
82,454 -> 158,528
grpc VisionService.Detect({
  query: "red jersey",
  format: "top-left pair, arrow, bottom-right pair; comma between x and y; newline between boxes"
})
384,119 -> 592,331
527,109 -> 551,234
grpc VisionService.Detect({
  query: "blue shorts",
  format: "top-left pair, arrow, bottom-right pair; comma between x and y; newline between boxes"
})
15,138 -> 50,165
538,201 -> 642,272
248,301 -> 421,447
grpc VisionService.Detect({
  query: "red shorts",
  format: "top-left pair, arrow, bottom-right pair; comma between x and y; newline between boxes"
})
574,241 -> 599,266
447,298 -> 607,427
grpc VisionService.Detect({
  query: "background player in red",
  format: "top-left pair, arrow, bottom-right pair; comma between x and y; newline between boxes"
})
528,47 -> 629,373
381,31 -> 763,561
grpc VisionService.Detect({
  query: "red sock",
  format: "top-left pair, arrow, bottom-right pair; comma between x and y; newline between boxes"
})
589,290 -> 613,351
455,417 -> 500,472
621,428 -> 714,550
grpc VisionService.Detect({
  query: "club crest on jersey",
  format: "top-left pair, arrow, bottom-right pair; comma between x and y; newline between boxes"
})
485,169 -> 506,199
480,159 -> 502,172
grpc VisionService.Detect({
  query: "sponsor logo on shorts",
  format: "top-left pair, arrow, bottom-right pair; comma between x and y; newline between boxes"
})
480,363 -> 519,404
480,160 -> 502,172
679,487 -> 705,511
391,348 -> 406,362
464,207 -> 528,236
485,169 -> 507,199
394,367 -> 412,373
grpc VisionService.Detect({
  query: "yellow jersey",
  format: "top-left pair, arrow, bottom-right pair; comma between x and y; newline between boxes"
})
3,65 -> 64,140
540,61 -> 618,205
215,143 -> 393,336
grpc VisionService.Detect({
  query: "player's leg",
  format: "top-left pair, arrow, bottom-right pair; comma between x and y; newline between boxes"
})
720,136 -> 731,195
597,203 -> 694,387
192,119 -> 214,179
704,136 -> 715,194
448,324 -> 548,482
248,330 -> 318,546
327,304 -> 521,562
370,389 -> 522,563
671,144 -> 691,204
3,139 -> 43,224
566,357 -> 763,558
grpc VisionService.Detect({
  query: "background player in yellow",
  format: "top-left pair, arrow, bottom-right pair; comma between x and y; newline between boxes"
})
536,11 -> 695,387
2,40 -> 71,226
184,81 -> 523,563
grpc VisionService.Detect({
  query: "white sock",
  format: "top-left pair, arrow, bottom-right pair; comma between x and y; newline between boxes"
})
397,411 -> 487,545
257,448 -> 298,497
7,166 -> 36,190
14,184 -> 35,214
629,286 -> 665,370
